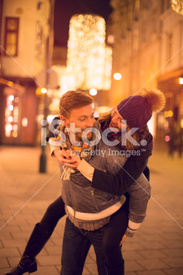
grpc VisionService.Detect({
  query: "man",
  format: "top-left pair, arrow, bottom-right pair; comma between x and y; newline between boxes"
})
50,90 -> 151,275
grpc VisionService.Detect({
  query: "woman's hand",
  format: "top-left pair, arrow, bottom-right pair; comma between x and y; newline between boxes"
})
119,234 -> 127,246
54,149 -> 81,168
66,150 -> 82,168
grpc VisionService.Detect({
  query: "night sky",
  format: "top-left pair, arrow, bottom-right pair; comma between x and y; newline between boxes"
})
54,0 -> 113,46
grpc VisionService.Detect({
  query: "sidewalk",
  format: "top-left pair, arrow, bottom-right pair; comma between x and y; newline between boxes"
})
0,145 -> 183,275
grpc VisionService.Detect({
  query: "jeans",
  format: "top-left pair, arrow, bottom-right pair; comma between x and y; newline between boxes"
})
61,218 -> 107,275
103,198 -> 129,269
61,199 -> 129,275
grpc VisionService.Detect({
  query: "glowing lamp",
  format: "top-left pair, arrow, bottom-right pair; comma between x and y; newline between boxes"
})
8,116 -> 13,123
171,0 -> 183,15
179,77 -> 183,85
8,105 -> 13,111
41,88 -> 47,94
9,95 -> 14,101
113,73 -> 122,80
36,88 -> 47,96
47,115 -> 55,123
165,135 -> 170,142
67,14 -> 111,90
89,88 -> 97,96
181,118 -> 183,128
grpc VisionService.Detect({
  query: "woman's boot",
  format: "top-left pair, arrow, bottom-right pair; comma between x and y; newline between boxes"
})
6,223 -> 53,275
5,255 -> 37,275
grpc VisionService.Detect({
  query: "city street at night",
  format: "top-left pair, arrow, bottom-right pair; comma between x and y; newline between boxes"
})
0,144 -> 182,275
1,1 -> 183,274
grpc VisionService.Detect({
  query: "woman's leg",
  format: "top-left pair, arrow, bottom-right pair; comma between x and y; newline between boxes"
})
24,195 -> 65,257
39,195 -> 66,231
102,200 -> 129,274
6,196 -> 65,275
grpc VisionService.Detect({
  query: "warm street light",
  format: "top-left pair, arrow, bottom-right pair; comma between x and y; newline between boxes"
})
67,14 -> 111,90
41,88 -> 47,93
36,87 -> 47,96
171,0 -> 183,15
164,110 -> 173,118
181,118 -> 183,128
89,88 -> 97,96
179,77 -> 183,84
113,73 -> 122,80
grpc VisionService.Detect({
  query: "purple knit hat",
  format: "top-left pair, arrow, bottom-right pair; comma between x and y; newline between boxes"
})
117,95 -> 152,129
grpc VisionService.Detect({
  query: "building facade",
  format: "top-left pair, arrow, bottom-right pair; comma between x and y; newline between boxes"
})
0,0 -> 50,145
108,0 -> 183,141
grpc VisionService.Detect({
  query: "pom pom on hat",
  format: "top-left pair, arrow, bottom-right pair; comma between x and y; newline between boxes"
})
140,88 -> 166,112
117,89 -> 165,129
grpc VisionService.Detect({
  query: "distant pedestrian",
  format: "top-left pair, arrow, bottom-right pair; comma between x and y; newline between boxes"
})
167,124 -> 176,157
177,128 -> 183,158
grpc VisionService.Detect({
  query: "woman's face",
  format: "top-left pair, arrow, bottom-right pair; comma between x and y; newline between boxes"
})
109,108 -> 127,131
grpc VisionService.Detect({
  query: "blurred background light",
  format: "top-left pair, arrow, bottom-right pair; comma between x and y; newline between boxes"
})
171,0 -> 183,15
67,14 -> 112,90
113,73 -> 122,80
89,88 -> 97,96
179,77 -> 183,84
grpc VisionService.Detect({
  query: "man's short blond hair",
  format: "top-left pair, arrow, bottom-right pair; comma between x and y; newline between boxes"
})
59,90 -> 94,117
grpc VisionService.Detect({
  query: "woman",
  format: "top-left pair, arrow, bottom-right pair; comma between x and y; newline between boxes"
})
6,89 -> 165,275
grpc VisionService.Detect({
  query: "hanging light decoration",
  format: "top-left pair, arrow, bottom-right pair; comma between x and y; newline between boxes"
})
67,14 -> 112,90
171,0 -> 183,15
104,46 -> 112,90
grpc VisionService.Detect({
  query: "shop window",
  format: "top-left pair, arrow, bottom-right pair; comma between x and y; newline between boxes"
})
4,17 -> 19,57
5,94 -> 19,138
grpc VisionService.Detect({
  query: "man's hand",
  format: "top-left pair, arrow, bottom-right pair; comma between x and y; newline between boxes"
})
54,149 -> 81,168
119,234 -> 127,246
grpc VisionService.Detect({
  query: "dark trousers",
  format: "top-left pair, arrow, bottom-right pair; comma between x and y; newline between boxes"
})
37,195 -> 128,273
39,196 -> 65,231
61,218 -> 107,275
61,200 -> 129,275
103,199 -> 129,269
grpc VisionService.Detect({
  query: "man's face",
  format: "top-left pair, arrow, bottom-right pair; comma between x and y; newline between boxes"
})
109,108 -> 127,132
61,104 -> 95,141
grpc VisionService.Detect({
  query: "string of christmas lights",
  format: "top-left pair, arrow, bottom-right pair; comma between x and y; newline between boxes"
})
67,14 -> 112,90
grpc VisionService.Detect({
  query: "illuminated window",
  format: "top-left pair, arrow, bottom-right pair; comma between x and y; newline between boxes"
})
4,17 -> 19,56
5,95 -> 19,138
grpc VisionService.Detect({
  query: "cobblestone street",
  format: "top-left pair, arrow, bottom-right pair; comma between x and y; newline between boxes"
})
0,145 -> 183,275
